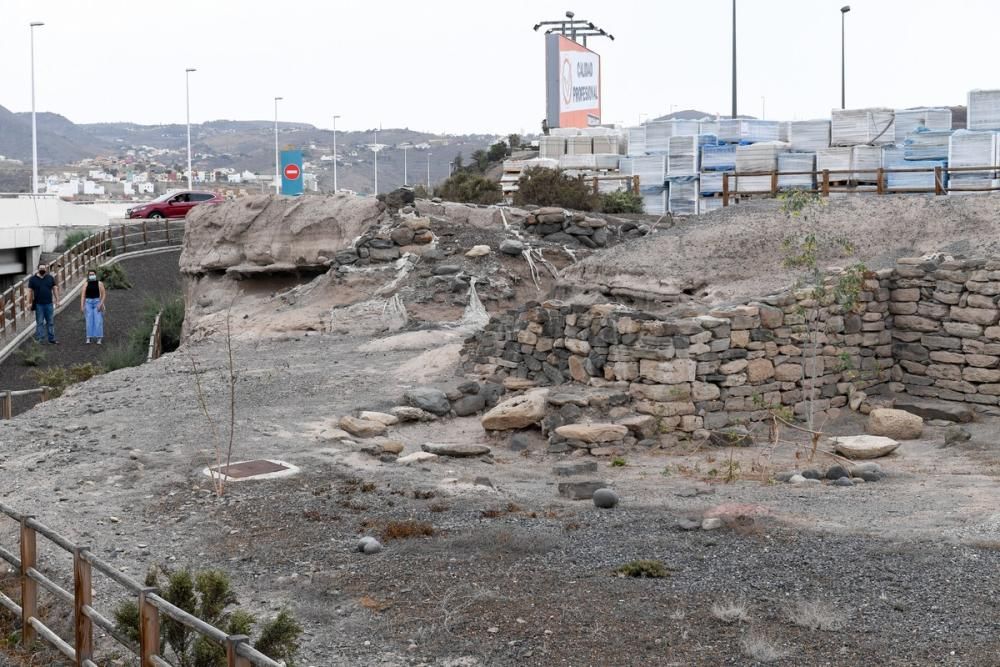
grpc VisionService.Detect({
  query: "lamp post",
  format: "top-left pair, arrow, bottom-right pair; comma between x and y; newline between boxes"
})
29,21 -> 44,195
731,0 -> 737,118
403,145 -> 408,186
427,152 -> 432,189
273,96 -> 282,194
841,6 -> 851,109
332,114 -> 341,192
373,131 -> 379,195
185,68 -> 196,190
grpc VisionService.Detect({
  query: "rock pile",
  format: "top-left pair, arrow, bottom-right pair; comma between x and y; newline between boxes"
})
523,207 -> 616,248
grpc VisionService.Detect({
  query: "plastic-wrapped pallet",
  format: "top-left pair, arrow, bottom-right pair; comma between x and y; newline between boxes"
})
851,145 -> 882,183
948,130 -> 999,182
967,90 -> 1000,131
718,119 -> 781,144
736,175 -> 772,193
903,129 -> 951,161
699,119 -> 720,136
788,120 -> 831,152
699,171 -> 732,195
831,108 -> 894,146
700,196 -> 724,214
668,176 -> 699,215
698,134 -> 719,147
668,135 -> 699,177
779,122 -> 791,142
735,141 -> 788,173
627,127 -> 646,157
621,156 -> 666,215
667,119 -> 700,136
882,146 -> 943,191
550,128 -> 581,137
539,136 -> 566,159
592,135 -> 619,155
816,147 -> 852,180
777,152 -> 816,190
644,121 -> 673,154
566,136 -> 594,155
558,155 -> 597,169
894,108 -> 952,143
701,144 -> 736,171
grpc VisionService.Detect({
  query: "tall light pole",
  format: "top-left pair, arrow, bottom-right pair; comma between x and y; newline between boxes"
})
332,114 -> 341,192
403,146 -> 408,186
841,6 -> 851,109
372,130 -> 379,195
29,21 -> 44,195
731,0 -> 737,118
185,68 -> 196,190
273,96 -> 282,194
426,152 -> 432,189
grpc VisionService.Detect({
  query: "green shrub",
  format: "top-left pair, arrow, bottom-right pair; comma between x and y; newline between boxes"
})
513,167 -> 598,211
62,230 -> 90,251
28,362 -> 103,397
614,559 -> 672,579
115,568 -> 302,667
97,263 -> 132,289
16,341 -> 46,367
103,295 -> 185,370
101,341 -> 147,372
434,171 -> 502,205
600,189 -> 645,214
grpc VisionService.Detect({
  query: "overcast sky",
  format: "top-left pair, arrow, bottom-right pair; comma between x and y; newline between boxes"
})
2,0 -> 999,135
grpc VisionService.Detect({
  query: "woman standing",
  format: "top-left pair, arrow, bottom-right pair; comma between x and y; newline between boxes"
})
80,269 -> 106,344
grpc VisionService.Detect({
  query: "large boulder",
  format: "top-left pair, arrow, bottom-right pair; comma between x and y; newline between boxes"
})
554,423 -> 628,444
892,398 -> 974,424
338,416 -> 387,438
481,389 -> 549,430
866,408 -> 923,440
403,387 -> 451,416
833,435 -> 900,460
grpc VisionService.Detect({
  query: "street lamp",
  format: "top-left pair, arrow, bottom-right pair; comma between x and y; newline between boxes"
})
372,130 -> 379,195
273,96 -> 282,194
185,68 -> 196,190
403,145 -> 408,186
332,114 -> 341,192
29,21 -> 44,195
426,152 -> 432,189
841,6 -> 851,109
731,0 -> 737,118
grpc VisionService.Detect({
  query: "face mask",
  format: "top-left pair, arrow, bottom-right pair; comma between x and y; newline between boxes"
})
38,269 -> 46,275
88,275 -> 97,281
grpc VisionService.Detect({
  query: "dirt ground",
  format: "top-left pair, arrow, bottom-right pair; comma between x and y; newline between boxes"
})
0,325 -> 998,666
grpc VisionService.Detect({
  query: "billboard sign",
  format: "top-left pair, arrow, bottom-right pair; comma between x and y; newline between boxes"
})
280,149 -> 303,196
546,34 -> 601,128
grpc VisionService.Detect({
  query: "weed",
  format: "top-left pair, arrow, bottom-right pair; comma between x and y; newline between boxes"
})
669,609 -> 686,621
61,230 -> 90,251
613,559 -> 672,579
610,457 -> 627,467
600,189 -> 644,214
786,599 -> 846,631
360,481 -> 377,493
428,502 -> 449,513
711,600 -> 750,624
382,520 -> 435,541
741,630 -> 788,663
413,489 -> 436,500
16,341 -> 46,367
97,263 -> 132,289
29,362 -> 103,397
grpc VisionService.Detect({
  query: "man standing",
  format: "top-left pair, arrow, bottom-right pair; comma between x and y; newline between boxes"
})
26,263 -> 59,344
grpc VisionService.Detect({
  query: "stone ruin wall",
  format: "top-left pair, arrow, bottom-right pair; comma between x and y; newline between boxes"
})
464,254 -> 1000,432
464,269 -> 896,434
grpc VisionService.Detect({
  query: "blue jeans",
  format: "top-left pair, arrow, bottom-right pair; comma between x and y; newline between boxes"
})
34,303 -> 55,343
85,298 -> 104,340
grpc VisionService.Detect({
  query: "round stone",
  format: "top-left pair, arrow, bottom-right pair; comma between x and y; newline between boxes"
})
592,488 -> 620,509
800,469 -> 821,480
357,536 -> 381,553
832,477 -> 854,487
825,465 -> 850,480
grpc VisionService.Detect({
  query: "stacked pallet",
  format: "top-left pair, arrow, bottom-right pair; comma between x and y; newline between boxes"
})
667,135 -> 699,176
566,136 -> 594,155
816,147 -> 852,179
893,108 -> 952,143
788,120 -> 831,152
882,146 -> 943,191
903,129 -> 950,161
558,154 -> 621,170
701,144 -> 736,171
627,127 -> 647,157
948,130 -> 999,190
700,171 -> 726,195
539,136 -> 566,159
718,119 -> 780,144
831,108 -> 894,146
668,176 -> 699,215
593,135 -> 619,154
777,152 -> 816,190
735,141 -> 787,193
621,156 -> 666,215
851,145 -> 882,183
968,90 -> 1000,131
644,121 -> 673,154
699,119 -> 720,136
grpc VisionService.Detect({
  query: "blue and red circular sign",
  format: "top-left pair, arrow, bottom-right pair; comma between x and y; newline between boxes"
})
284,163 -> 301,180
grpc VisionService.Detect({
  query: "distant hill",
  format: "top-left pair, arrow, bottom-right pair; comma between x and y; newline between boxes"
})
0,105 -> 109,165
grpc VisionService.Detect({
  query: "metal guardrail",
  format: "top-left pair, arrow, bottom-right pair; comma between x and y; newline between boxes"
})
718,163 -> 1000,206
0,502 -> 283,667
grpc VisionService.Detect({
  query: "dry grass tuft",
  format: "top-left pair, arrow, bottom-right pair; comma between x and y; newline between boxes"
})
614,559 -> 672,579
786,599 -> 846,631
741,630 -> 788,663
382,520 -> 435,541
711,600 -> 750,624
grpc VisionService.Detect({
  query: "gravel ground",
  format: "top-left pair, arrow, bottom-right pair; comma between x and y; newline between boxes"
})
0,250 -> 181,416
0,330 -> 998,666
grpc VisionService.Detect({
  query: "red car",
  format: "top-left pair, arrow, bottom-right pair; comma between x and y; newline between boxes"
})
126,190 -> 223,219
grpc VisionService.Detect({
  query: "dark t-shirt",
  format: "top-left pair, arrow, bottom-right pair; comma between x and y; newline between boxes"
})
27,274 -> 57,305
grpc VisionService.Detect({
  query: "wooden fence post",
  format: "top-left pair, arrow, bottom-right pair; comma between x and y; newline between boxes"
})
3,391 -> 12,420
592,176 -> 599,195
20,517 -> 37,646
876,167 -> 885,195
770,170 -> 778,196
139,588 -> 160,666
40,386 -> 50,403
722,173 -> 730,207
121,224 -> 128,253
631,175 -> 640,195
74,547 -> 93,665
226,635 -> 253,667
142,220 -> 148,247
822,170 -> 830,197
934,166 -> 944,195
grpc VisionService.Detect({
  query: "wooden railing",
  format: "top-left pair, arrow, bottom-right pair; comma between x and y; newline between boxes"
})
0,219 -> 186,345
0,387 -> 50,419
0,502 -> 282,667
146,311 -> 163,363
718,163 -> 1000,206
591,174 -> 641,195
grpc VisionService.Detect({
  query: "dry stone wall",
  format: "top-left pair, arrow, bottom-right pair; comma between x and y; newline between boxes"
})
464,268 -> 895,432
890,256 -> 1000,406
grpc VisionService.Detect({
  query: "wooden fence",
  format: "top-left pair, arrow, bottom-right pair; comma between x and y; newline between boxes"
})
719,163 -> 1000,206
0,219 -> 186,345
0,387 -> 50,419
146,311 -> 163,363
0,502 -> 282,667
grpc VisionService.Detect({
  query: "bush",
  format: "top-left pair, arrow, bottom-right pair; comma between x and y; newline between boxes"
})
434,172 -> 502,205
614,559 -> 672,579
115,568 -> 302,667
381,520 -> 435,541
28,362 -> 103,397
97,263 -> 132,289
412,184 -> 430,199
600,189 -> 644,214
62,230 -> 90,251
513,167 -> 598,211
102,295 -> 185,371
16,341 -> 46,367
